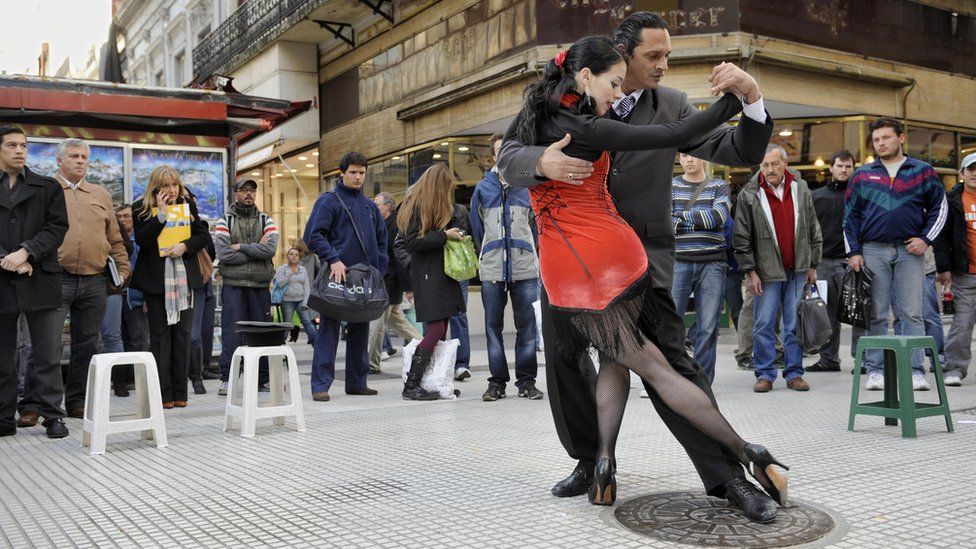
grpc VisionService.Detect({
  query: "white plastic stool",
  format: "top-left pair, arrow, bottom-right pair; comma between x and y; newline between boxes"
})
82,352 -> 168,455
224,345 -> 306,437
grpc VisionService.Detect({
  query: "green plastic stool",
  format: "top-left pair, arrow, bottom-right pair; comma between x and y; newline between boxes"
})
849,335 -> 953,438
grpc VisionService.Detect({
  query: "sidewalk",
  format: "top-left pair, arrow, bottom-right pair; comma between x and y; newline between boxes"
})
1,296 -> 974,548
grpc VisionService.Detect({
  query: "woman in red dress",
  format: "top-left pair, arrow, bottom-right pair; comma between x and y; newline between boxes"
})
511,36 -> 789,507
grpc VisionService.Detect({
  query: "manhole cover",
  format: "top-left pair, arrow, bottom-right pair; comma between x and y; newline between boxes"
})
615,492 -> 836,547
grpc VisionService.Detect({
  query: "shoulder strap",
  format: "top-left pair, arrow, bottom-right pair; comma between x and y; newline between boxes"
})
331,191 -> 370,259
685,179 -> 710,209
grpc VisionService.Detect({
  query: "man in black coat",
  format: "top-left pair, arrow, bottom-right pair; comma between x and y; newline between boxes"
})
498,13 -> 777,522
0,125 -> 70,438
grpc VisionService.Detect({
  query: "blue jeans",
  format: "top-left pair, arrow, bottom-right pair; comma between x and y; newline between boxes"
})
450,280 -> 470,370
892,273 -> 944,367
672,261 -> 726,384
101,294 -> 124,354
219,285 -> 272,383
753,272 -> 805,382
482,279 -> 539,388
861,242 -> 926,374
280,301 -> 318,344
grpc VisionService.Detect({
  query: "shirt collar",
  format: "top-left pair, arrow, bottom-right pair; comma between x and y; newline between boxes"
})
57,173 -> 88,191
1,167 -> 25,185
612,89 -> 645,110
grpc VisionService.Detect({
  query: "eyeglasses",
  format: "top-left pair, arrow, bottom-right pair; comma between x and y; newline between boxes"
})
237,188 -> 257,195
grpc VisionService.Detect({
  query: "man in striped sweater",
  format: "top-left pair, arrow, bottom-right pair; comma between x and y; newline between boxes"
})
844,117 -> 947,392
671,153 -> 730,383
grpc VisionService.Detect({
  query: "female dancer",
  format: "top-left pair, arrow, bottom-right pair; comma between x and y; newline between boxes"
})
511,36 -> 788,506
130,166 -> 210,408
397,164 -> 468,400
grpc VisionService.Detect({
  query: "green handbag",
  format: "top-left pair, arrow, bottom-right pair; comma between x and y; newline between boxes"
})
444,236 -> 479,281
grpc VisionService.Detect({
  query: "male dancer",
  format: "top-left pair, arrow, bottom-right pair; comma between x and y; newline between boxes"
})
498,13 -> 777,522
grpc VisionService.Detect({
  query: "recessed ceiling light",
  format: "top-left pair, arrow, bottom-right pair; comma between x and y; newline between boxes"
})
392,156 -> 401,160
440,142 -> 449,146
290,169 -> 298,173
312,151 -> 319,156
276,173 -> 283,177
814,157 -> 825,167
298,156 -> 308,161
778,129 -> 793,137
458,146 -> 469,152
251,171 -> 260,176
305,163 -> 314,168
432,154 -> 442,159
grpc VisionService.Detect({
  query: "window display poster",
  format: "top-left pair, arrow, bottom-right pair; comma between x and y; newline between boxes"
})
26,141 -> 125,204
132,147 -> 226,220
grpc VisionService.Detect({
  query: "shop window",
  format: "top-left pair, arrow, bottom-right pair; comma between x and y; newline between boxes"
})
908,126 -> 956,168
958,134 -> 976,167
365,156 -> 409,199
451,141 -> 492,185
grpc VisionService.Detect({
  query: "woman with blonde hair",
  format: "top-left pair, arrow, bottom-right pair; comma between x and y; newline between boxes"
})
129,165 -> 210,408
397,164 -> 467,400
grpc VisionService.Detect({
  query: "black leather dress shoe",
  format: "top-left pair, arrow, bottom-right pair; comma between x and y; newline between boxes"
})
43,418 -> 69,439
551,460 -> 595,497
0,424 -> 15,437
724,477 -> 778,523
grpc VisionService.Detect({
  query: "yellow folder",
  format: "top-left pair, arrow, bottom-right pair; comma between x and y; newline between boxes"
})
154,203 -> 192,256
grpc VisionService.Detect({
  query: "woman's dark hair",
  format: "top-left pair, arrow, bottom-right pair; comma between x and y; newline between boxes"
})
513,36 -> 625,146
612,12 -> 669,59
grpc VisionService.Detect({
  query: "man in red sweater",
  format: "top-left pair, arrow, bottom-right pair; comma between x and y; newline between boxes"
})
733,144 -> 823,392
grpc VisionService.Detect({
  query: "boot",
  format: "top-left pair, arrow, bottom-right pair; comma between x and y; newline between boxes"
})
402,347 -> 440,401
190,347 -> 207,395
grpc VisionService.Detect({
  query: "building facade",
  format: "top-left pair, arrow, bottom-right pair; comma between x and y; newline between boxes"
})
185,0 -> 976,255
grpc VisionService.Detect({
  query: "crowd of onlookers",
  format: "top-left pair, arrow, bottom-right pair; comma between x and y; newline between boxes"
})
3,114 -> 976,437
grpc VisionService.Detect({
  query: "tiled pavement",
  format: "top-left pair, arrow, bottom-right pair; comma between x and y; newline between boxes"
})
2,305 -> 975,547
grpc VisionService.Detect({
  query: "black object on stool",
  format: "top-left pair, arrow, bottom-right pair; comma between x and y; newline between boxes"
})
236,321 -> 294,346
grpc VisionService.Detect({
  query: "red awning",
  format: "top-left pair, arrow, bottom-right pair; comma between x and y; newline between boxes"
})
0,75 -> 312,146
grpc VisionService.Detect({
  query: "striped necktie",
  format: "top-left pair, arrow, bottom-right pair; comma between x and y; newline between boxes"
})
615,94 -> 636,119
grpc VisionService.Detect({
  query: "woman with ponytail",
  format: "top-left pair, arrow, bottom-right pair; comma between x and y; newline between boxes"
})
511,35 -> 789,509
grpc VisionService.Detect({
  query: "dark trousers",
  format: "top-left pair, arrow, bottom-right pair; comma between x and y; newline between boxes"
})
117,299 -> 151,388
21,273 -> 107,410
5,308 -> 66,424
219,285 -> 272,383
542,286 -> 744,497
311,316 -> 370,393
449,280 -> 470,369
144,294 -> 191,403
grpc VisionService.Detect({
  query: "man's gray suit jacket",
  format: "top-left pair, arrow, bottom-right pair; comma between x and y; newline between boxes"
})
498,86 -> 774,289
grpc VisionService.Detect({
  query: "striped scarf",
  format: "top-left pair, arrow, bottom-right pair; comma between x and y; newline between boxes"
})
163,256 -> 192,325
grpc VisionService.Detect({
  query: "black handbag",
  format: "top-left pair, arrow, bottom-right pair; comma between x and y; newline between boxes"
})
307,192 -> 389,323
839,266 -> 873,329
797,282 -> 832,352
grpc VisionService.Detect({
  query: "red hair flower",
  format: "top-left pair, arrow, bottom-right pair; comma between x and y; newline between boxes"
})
554,50 -> 567,69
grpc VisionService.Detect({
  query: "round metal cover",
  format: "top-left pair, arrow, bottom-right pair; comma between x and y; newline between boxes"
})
614,492 -> 837,547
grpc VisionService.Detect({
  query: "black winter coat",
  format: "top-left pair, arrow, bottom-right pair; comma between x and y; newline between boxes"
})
403,204 -> 467,322
935,184 -> 970,274
382,210 -> 410,305
0,167 -> 68,313
130,197 -> 211,294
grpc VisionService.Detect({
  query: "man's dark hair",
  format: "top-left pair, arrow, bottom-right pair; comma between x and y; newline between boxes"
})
489,132 -> 504,149
0,125 -> 26,145
339,151 -> 368,172
830,149 -> 855,166
869,117 -> 904,137
116,202 -> 132,213
612,12 -> 669,58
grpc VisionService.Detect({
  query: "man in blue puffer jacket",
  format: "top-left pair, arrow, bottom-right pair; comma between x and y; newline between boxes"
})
470,133 -> 542,402
303,152 -> 388,402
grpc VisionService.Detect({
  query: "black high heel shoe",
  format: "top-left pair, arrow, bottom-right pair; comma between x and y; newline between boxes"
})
744,443 -> 790,506
588,458 -> 616,506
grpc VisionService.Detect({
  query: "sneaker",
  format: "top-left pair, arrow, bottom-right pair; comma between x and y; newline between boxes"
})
737,358 -> 754,371
258,383 -> 271,393
864,372 -> 884,391
944,374 -> 963,387
482,384 -> 506,402
384,348 -> 398,361
454,368 -> 471,382
518,382 -> 544,400
912,374 -> 930,391
806,360 -> 840,372
218,381 -> 229,396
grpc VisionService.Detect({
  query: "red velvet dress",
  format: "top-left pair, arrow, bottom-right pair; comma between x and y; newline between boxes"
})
530,152 -> 648,312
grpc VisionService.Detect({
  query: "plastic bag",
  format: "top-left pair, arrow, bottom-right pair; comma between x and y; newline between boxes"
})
797,283 -> 832,352
444,236 -> 478,281
839,266 -> 872,329
401,338 -> 459,399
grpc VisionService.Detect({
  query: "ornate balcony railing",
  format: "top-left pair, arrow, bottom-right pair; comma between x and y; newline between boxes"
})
192,0 -> 322,85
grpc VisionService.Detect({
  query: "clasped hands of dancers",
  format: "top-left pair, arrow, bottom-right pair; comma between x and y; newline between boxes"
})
509,35 -> 790,517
